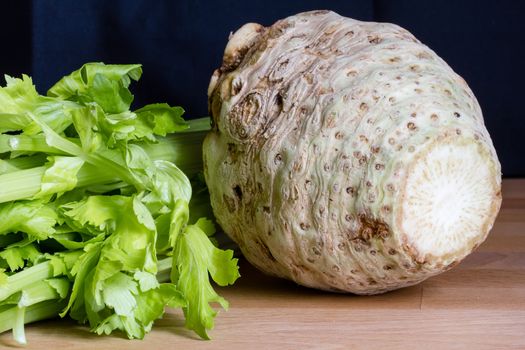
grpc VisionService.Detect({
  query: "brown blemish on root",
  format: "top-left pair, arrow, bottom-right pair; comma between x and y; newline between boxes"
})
233,185 -> 243,201
221,23 -> 266,73
256,239 -> 277,262
228,92 -> 264,140
367,35 -> 382,44
223,194 -> 237,213
356,214 -> 390,241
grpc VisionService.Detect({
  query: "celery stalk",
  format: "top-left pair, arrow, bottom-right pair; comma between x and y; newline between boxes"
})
0,262 -> 53,300
13,306 -> 26,344
2,154 -> 47,170
0,134 -> 69,155
0,300 -> 66,334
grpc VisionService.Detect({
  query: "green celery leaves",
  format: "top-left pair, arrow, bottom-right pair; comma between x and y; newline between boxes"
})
0,63 -> 238,344
173,221 -> 239,339
47,63 -> 142,113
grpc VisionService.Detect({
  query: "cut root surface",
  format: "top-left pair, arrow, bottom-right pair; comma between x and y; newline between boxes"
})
397,136 -> 500,263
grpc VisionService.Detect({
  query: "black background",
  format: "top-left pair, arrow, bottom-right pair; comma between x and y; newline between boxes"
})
1,1 -> 523,176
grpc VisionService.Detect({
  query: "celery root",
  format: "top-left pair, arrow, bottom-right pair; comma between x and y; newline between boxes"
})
203,10 -> 502,294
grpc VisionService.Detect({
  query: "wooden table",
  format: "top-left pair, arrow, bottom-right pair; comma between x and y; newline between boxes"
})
1,179 -> 524,349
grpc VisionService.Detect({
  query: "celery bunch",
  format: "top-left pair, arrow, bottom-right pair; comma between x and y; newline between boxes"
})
0,63 -> 239,344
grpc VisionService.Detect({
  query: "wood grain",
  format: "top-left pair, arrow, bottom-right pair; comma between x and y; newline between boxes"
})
1,179 -> 524,350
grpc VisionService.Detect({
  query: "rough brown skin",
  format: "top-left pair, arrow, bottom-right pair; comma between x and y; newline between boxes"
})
203,10 -> 502,294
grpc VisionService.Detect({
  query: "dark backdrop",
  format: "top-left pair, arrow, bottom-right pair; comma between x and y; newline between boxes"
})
1,1 -> 523,176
